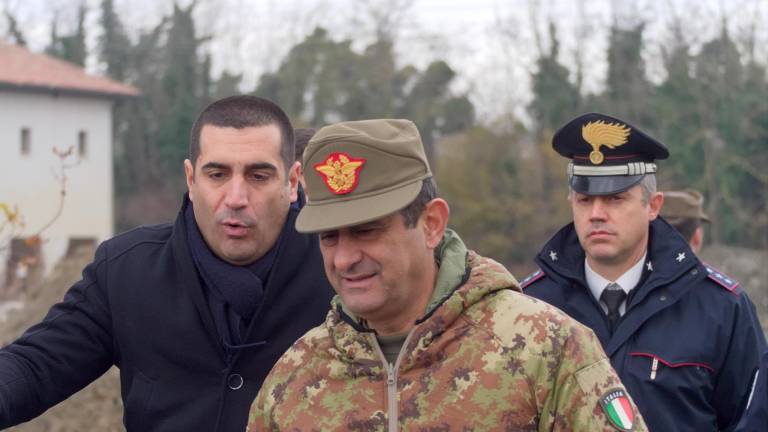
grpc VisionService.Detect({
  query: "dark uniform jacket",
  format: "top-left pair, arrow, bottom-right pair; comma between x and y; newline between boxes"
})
0,197 -> 334,431
735,350 -> 768,432
523,218 -> 766,432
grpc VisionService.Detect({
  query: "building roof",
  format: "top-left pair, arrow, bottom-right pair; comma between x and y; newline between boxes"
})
0,41 -> 139,98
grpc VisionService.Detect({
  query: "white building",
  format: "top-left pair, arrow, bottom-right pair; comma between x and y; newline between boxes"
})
0,41 -> 138,286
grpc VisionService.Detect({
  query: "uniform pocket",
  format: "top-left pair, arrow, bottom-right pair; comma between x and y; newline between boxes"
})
124,370 -> 156,431
629,351 -> 714,389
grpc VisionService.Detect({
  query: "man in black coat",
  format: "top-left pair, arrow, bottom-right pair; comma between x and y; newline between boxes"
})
0,95 -> 334,431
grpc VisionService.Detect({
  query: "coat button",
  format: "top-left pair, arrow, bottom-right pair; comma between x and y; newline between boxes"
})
228,373 -> 244,390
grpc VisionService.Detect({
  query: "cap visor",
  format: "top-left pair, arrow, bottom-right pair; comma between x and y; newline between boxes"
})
296,181 -> 423,233
570,174 -> 645,195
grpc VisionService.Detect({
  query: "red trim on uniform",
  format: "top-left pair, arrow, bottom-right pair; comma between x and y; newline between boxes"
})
573,154 -> 642,161
629,352 -> 715,373
702,262 -> 740,295
520,271 -> 545,289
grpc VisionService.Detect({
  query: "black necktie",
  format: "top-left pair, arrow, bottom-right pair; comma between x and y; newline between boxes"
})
601,284 -> 626,334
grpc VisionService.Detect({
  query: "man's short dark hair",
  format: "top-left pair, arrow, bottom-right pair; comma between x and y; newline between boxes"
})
189,95 -> 295,171
400,178 -> 438,228
294,127 -> 317,163
668,217 -> 701,243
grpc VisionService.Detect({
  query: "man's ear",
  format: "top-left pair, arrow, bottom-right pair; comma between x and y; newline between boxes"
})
287,161 -> 301,202
184,159 -> 195,201
648,191 -> 664,221
421,198 -> 450,249
690,226 -> 704,253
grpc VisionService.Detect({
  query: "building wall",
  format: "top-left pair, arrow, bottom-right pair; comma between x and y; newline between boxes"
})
0,90 -> 113,280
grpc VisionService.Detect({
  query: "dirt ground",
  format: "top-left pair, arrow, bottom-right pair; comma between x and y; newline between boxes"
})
0,243 -> 765,431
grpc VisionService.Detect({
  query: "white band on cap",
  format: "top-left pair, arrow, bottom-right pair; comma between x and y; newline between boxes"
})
569,162 -> 657,177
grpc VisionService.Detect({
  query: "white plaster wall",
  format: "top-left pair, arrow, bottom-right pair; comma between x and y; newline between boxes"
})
0,91 -> 113,276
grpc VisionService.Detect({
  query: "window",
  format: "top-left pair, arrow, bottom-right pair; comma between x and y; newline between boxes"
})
78,130 -> 88,157
20,128 -> 30,156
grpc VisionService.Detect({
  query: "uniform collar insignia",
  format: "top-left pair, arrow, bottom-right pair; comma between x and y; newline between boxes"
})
549,250 -> 558,261
676,252 -> 686,263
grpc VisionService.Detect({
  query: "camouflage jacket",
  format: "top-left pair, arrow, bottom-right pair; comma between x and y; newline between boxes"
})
248,233 -> 646,432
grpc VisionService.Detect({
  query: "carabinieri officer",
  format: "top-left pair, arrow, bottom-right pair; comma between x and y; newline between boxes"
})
522,112 -> 767,432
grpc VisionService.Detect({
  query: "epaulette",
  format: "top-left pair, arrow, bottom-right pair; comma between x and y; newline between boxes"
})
703,263 -> 740,294
520,269 -> 545,290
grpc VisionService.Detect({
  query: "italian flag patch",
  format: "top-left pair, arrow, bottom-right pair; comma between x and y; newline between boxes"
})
599,388 -> 635,431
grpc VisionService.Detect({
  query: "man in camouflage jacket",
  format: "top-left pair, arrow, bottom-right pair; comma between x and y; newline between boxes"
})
248,119 -> 646,432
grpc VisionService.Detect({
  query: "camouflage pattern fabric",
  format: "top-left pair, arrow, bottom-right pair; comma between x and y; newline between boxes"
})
248,251 -> 646,431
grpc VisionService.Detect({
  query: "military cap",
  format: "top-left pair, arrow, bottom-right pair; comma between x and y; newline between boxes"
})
553,112 -> 669,195
296,119 -> 432,233
661,189 -> 711,223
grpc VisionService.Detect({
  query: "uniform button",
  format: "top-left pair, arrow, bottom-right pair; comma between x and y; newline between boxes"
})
228,373 -> 244,390
691,269 -> 698,275
659,295 -> 667,302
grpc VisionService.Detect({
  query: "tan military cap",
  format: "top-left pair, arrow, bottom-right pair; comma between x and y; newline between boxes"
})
661,189 -> 711,223
296,119 -> 432,233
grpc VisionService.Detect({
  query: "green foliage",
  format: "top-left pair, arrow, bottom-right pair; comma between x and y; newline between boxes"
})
155,3 -> 204,181
255,28 -> 475,162
96,2 -> 213,229
435,127 -> 570,272
209,70 -> 242,102
98,0 -> 130,81
529,22 -> 581,132
46,5 -> 87,67
652,28 -> 768,246
77,3 -> 765,251
526,20 -> 768,251
4,11 -> 27,46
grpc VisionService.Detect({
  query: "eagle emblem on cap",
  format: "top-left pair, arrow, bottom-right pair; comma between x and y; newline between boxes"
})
582,121 -> 631,165
314,152 -> 366,195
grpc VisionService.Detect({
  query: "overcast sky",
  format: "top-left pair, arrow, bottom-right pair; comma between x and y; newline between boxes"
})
2,0 -> 766,121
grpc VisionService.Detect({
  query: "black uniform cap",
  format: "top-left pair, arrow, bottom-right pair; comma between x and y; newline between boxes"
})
553,112 -> 669,195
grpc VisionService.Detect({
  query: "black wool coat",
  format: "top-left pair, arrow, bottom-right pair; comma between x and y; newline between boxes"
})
0,196 -> 334,431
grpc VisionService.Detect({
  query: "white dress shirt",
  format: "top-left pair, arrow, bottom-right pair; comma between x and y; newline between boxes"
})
585,252 -> 647,316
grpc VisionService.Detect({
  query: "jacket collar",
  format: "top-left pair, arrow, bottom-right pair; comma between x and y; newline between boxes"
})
333,228 -> 469,331
328,230 -> 519,365
536,218 -> 698,291
535,217 -> 702,353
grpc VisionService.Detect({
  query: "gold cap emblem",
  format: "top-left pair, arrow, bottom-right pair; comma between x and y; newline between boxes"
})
581,121 -> 631,165
314,152 -> 366,195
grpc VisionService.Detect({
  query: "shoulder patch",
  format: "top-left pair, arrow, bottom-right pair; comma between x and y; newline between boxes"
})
520,269 -> 545,289
599,388 -> 636,431
703,263 -> 740,293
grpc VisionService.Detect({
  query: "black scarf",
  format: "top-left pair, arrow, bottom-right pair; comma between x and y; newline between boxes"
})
185,204 -> 279,348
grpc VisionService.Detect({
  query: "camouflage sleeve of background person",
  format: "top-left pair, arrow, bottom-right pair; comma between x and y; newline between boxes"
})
521,301 -> 648,432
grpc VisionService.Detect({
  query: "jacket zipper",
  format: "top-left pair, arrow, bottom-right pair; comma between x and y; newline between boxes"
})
369,329 -> 416,432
